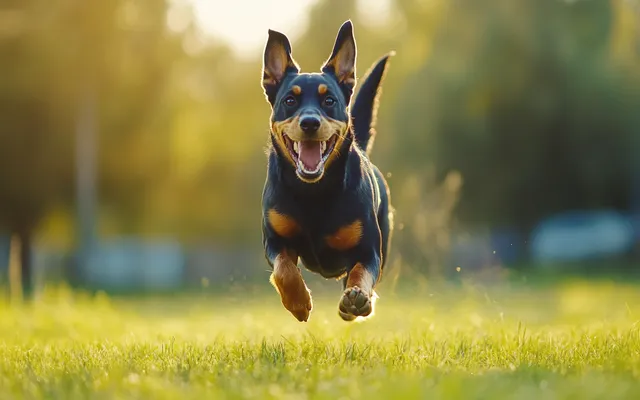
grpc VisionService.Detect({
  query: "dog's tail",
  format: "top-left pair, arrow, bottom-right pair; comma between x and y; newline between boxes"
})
351,51 -> 394,156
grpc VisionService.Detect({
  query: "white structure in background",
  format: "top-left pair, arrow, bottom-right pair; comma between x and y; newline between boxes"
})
83,238 -> 185,290
530,210 -> 635,263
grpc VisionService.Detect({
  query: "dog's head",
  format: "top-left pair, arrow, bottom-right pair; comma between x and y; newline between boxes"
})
261,20 -> 357,184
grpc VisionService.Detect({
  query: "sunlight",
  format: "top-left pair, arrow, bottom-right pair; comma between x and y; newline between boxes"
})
186,0 -> 319,58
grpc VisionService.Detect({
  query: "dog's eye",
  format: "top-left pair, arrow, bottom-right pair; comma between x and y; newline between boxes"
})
283,95 -> 297,107
323,96 -> 336,107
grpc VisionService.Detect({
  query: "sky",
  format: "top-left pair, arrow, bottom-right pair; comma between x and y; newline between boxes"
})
181,0 -> 392,59
186,0 -> 319,58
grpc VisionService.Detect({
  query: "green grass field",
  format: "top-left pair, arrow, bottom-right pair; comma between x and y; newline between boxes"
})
1,278 -> 640,399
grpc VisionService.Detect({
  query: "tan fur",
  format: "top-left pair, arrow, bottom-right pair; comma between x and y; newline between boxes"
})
273,115 -> 341,143
292,85 -> 302,95
270,112 -> 349,183
270,249 -> 313,322
271,116 -> 298,167
267,209 -> 301,238
325,219 -> 363,251
338,263 -> 376,321
325,40 -> 356,84
263,43 -> 299,86
346,263 -> 374,294
323,119 -> 349,170
318,84 -> 328,95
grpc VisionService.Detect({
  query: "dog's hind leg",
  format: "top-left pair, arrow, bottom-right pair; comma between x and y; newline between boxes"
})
270,249 -> 313,322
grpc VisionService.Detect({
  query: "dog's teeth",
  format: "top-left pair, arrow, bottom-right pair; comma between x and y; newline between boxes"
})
321,141 -> 327,153
293,141 -> 299,154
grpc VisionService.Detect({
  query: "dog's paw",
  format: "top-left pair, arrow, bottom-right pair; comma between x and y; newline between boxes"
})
338,286 -> 372,321
271,260 -> 313,322
280,279 -> 313,322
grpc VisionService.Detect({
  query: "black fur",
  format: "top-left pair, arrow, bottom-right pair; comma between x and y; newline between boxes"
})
351,52 -> 394,155
321,21 -> 357,104
260,20 -> 394,321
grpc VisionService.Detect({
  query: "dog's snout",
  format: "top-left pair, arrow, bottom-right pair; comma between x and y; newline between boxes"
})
299,116 -> 321,133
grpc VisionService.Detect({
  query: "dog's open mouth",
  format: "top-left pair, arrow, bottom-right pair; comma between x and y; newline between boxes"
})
283,134 -> 338,180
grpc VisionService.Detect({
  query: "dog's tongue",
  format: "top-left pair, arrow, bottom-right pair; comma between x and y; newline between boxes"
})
298,141 -> 322,170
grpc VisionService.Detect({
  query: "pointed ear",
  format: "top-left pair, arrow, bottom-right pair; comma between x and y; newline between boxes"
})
321,20 -> 357,102
262,29 -> 300,104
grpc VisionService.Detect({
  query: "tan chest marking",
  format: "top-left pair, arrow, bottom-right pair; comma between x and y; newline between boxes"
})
325,220 -> 363,251
267,209 -> 301,238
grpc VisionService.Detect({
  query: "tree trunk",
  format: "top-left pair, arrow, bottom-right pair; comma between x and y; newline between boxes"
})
17,228 -> 33,300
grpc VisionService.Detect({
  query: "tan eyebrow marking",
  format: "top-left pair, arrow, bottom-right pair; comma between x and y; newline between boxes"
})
292,85 -> 302,95
318,84 -> 328,95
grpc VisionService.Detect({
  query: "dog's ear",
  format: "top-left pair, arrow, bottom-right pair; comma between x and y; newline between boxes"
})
262,29 -> 299,105
321,20 -> 357,104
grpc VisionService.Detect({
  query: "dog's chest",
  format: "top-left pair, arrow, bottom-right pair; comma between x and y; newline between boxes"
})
293,212 -> 364,277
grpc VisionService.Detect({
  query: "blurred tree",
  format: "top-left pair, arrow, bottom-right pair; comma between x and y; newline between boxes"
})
0,1 -> 73,297
0,0 -> 189,293
5,0 -> 639,286
394,0 -> 640,236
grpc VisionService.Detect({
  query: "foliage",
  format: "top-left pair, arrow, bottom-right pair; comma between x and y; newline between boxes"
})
395,0 -> 640,232
2,0 -> 640,270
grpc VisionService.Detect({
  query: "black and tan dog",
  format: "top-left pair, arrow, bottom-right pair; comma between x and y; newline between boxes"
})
260,20 -> 394,322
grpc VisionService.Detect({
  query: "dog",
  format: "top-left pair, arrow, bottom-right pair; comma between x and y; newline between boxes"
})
260,20 -> 394,322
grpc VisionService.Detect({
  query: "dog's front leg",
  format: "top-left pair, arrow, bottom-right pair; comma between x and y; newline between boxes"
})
269,248 -> 313,322
338,256 -> 381,322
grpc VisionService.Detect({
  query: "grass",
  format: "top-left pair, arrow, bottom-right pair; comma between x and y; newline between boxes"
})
1,277 -> 640,399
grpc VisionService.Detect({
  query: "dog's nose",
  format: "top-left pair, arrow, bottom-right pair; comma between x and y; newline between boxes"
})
299,116 -> 321,133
